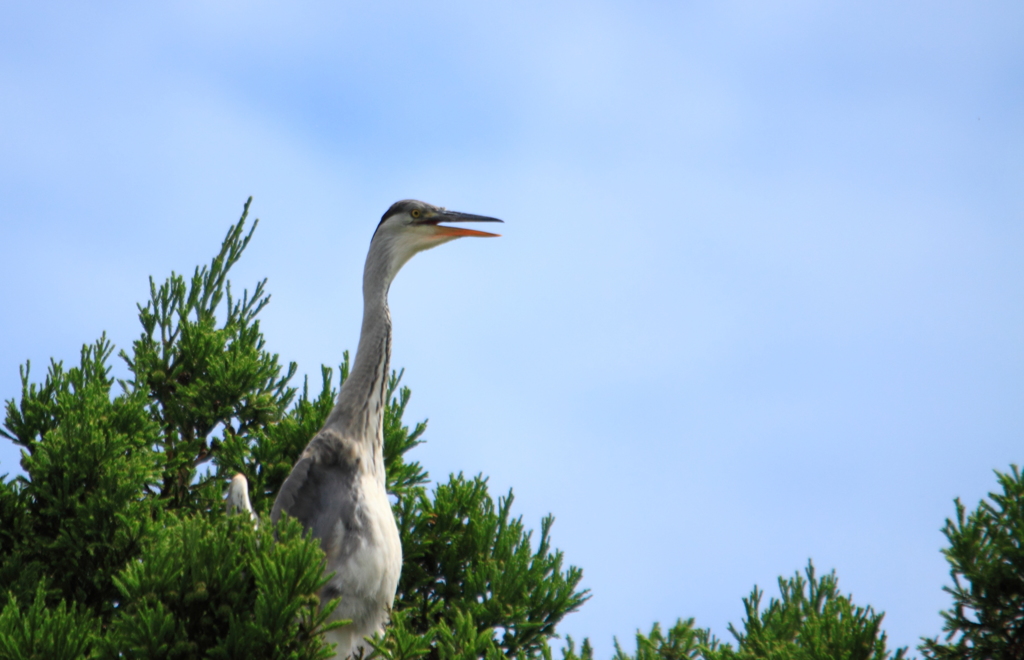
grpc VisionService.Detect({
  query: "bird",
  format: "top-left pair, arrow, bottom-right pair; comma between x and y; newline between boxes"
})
271,200 -> 501,659
225,472 -> 258,527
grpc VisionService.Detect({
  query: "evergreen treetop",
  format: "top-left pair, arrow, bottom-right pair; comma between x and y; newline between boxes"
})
921,466 -> 1024,660
0,199 -> 587,658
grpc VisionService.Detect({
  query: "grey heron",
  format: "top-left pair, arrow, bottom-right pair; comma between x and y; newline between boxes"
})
271,200 -> 501,659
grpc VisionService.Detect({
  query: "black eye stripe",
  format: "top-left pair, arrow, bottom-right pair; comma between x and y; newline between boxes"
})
379,199 -> 428,226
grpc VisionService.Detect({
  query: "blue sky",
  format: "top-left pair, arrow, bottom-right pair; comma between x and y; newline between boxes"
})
1,1 -> 1022,654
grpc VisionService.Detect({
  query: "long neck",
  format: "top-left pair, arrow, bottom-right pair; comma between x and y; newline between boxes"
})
325,238 -> 395,480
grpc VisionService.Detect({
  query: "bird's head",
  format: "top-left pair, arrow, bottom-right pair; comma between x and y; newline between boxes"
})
372,199 -> 502,275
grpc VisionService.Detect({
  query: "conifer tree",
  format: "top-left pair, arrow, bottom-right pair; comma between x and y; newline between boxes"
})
921,466 -> 1024,660
563,562 -> 907,660
0,199 -> 587,659
700,562 -> 907,660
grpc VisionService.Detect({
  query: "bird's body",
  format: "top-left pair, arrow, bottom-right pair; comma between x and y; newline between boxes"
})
271,200 -> 500,659
225,473 -> 257,526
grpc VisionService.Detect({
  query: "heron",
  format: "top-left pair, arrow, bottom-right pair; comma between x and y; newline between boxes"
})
225,473 -> 258,526
270,200 -> 501,659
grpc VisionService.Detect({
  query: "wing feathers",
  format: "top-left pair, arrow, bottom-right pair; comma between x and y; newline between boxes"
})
270,457 -> 314,525
271,430 -> 362,556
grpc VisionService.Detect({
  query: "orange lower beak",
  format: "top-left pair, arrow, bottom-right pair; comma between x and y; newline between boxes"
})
434,225 -> 501,238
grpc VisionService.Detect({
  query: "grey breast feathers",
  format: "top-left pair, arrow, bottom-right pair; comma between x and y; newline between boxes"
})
271,428 -> 362,556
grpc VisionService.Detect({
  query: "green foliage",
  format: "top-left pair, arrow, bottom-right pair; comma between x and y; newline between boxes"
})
0,336 -> 160,617
381,370 -> 430,502
0,198 -> 587,658
119,198 -> 297,512
391,474 -> 588,660
593,565 -> 905,660
373,608 -> 508,660
611,620 -> 706,660
0,583 -> 97,660
920,465 -> 1024,660
700,563 -> 906,660
100,514 -> 338,660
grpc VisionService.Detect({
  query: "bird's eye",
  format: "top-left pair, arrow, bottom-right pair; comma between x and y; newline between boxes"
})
410,209 -> 421,219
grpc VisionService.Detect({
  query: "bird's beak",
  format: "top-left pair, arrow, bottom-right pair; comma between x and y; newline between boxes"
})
425,211 -> 503,238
